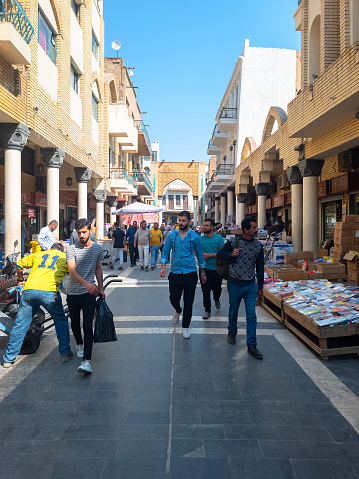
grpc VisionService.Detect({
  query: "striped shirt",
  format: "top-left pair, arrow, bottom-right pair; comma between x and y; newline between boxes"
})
66,242 -> 104,295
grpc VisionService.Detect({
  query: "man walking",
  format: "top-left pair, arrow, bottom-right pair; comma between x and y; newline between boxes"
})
200,218 -> 224,320
217,217 -> 264,359
38,220 -> 58,250
126,221 -> 138,267
134,220 -> 151,271
150,222 -> 163,270
110,222 -> 126,270
2,243 -> 73,368
66,218 -> 105,374
160,211 -> 206,339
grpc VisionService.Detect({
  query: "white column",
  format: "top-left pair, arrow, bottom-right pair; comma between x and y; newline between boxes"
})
220,194 -> 226,225
0,123 -> 30,257
74,167 -> 92,220
236,194 -> 246,227
110,207 -> 116,225
193,195 -> 198,227
227,189 -> 234,217
107,196 -> 118,226
214,198 -> 220,223
42,148 -> 65,241
291,183 -> 303,252
257,195 -> 266,230
94,190 -> 107,240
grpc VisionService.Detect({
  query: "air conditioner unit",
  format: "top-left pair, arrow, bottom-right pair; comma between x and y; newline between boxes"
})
278,174 -> 290,191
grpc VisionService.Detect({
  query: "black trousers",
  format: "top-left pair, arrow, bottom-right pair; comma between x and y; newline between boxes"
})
67,293 -> 97,360
169,271 -> 197,328
200,268 -> 222,313
128,244 -> 139,265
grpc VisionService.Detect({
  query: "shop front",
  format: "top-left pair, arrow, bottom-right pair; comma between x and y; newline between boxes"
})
59,191 -> 78,240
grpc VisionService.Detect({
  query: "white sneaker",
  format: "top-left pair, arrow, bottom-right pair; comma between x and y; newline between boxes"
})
172,311 -> 180,326
78,360 -> 92,374
76,344 -> 84,358
182,328 -> 191,339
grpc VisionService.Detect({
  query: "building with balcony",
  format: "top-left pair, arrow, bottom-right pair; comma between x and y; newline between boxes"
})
205,39 -> 298,227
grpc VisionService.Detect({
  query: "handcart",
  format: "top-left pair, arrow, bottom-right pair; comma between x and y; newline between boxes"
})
264,231 -> 281,264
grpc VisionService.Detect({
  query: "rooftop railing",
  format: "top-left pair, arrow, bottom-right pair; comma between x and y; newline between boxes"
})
137,171 -> 154,194
0,0 -> 34,44
109,168 -> 138,188
219,107 -> 237,120
135,120 -> 152,153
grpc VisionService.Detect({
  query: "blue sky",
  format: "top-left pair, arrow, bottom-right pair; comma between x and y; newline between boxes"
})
104,1 -> 301,163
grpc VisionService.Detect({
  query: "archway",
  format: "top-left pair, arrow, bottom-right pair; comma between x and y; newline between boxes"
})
309,15 -> 321,82
261,107 -> 287,144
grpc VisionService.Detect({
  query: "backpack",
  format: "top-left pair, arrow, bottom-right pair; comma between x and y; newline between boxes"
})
216,235 -> 240,280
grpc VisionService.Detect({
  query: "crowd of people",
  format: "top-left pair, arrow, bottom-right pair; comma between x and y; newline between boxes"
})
2,210 -> 265,375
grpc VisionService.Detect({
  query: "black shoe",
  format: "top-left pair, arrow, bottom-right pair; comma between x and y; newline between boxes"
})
247,345 -> 263,360
227,332 -> 236,345
140,266 -> 144,270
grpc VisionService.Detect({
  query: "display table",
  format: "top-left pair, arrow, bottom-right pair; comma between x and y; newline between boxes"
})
262,289 -> 284,324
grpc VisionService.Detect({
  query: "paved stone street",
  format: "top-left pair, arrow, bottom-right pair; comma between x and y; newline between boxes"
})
1,264 -> 359,479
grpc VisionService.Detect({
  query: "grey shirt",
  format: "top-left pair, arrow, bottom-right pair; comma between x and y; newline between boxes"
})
134,228 -> 151,245
66,242 -> 104,295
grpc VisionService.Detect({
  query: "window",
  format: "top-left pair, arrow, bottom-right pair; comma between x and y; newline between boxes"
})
71,0 -> 79,18
92,31 -> 99,60
70,64 -> 80,93
38,10 -> 57,64
162,196 -> 166,205
92,94 -> 99,121
176,195 -> 181,207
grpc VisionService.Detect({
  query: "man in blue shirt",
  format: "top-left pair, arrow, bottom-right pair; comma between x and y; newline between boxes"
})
37,220 -> 58,251
160,211 -> 206,339
126,221 -> 138,267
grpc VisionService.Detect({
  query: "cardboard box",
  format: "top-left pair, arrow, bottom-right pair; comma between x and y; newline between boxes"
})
342,215 -> 359,223
316,263 -> 346,274
334,236 -> 353,246
318,248 -> 328,258
335,222 -> 351,231
273,271 -> 309,281
265,266 -> 298,278
334,245 -> 350,253
284,251 -> 314,264
308,272 -> 324,279
334,229 -> 355,239
347,269 -> 359,285
323,273 -> 346,280
271,244 -> 294,264
343,252 -> 359,271
296,261 -> 320,271
332,252 -> 346,263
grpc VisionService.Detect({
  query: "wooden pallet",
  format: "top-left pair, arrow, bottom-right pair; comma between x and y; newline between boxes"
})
282,302 -> 359,360
261,289 -> 284,325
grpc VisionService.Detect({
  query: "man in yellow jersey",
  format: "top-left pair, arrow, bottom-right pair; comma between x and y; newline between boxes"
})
2,243 -> 72,368
150,222 -> 163,270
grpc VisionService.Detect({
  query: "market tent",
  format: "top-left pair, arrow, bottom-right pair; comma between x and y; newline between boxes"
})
112,201 -> 163,225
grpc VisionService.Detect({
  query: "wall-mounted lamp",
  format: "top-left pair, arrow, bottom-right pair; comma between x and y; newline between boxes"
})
66,176 -> 73,188
36,163 -> 45,176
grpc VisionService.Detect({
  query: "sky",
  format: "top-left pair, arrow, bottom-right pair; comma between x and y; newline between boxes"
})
103,0 -> 301,163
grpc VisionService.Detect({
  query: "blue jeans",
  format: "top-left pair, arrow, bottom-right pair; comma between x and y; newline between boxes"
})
227,281 -> 258,345
151,245 -> 160,265
3,289 -> 71,363
21,234 -> 26,257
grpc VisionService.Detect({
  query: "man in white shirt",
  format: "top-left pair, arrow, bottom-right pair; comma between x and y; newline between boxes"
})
38,220 -> 58,251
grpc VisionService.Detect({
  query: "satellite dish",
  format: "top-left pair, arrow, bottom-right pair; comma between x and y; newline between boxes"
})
111,40 -> 121,58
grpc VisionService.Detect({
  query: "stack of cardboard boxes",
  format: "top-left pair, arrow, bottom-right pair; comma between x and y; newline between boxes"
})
333,215 -> 359,263
344,252 -> 359,285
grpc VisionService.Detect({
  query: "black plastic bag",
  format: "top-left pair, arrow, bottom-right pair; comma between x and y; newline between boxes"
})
123,250 -> 127,262
94,298 -> 117,343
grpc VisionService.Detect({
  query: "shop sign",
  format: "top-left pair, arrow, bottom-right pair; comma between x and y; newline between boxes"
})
330,175 -> 348,194
285,191 -> 291,204
28,208 -> 35,218
318,180 -> 328,197
34,192 -> 47,207
273,196 -> 284,208
21,190 -> 33,205
266,198 -> 272,209
59,191 -> 77,207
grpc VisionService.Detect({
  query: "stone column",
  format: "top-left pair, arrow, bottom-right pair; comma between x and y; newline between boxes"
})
236,193 -> 247,227
297,159 -> 324,258
286,165 -> 303,252
193,195 -> 198,227
255,183 -> 268,230
107,196 -> 118,225
214,197 -> 220,223
42,147 -> 65,240
227,188 -> 234,218
94,190 -> 107,240
74,167 -> 92,220
220,193 -> 226,226
0,123 -> 30,257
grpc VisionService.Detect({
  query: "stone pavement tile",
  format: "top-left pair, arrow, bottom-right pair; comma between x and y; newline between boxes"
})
316,442 -> 359,461
172,411 -> 201,424
204,439 -> 263,458
102,458 -> 168,479
291,459 -> 359,479
260,440 -> 335,459
2,440 -> 60,458
0,413 -> 29,427
172,424 -> 225,440
8,424 -> 67,441
1,389 -> 50,403
261,400 -> 327,415
115,439 -> 168,458
171,439 -> 205,457
76,411 -> 128,425
24,412 -> 80,426
198,371 -> 236,382
61,424 -> 118,440
248,411 -> 301,426
169,457 -> 233,479
0,402 -> 35,414
0,454 -> 55,479
126,411 -> 169,424
57,439 -> 120,458
172,399 -> 219,411
275,425 -> 334,442
115,424 -> 169,440
200,411 -> 251,425
214,378 -> 256,391
172,387 -> 199,400
224,424 -> 280,440
230,458 -> 296,479
326,426 -> 359,442
309,403 -> 341,415
173,381 -> 215,392
31,400 -> 81,414
51,457 -> 107,479
45,389 -> 91,401
297,413 -> 355,428
198,389 -> 243,400
0,426 -> 16,441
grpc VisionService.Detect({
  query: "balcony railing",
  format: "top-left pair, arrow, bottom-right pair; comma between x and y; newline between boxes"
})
219,108 -> 237,120
109,168 -> 138,188
135,120 -> 152,153
216,163 -> 235,176
137,171 -> 154,194
0,0 -> 34,44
